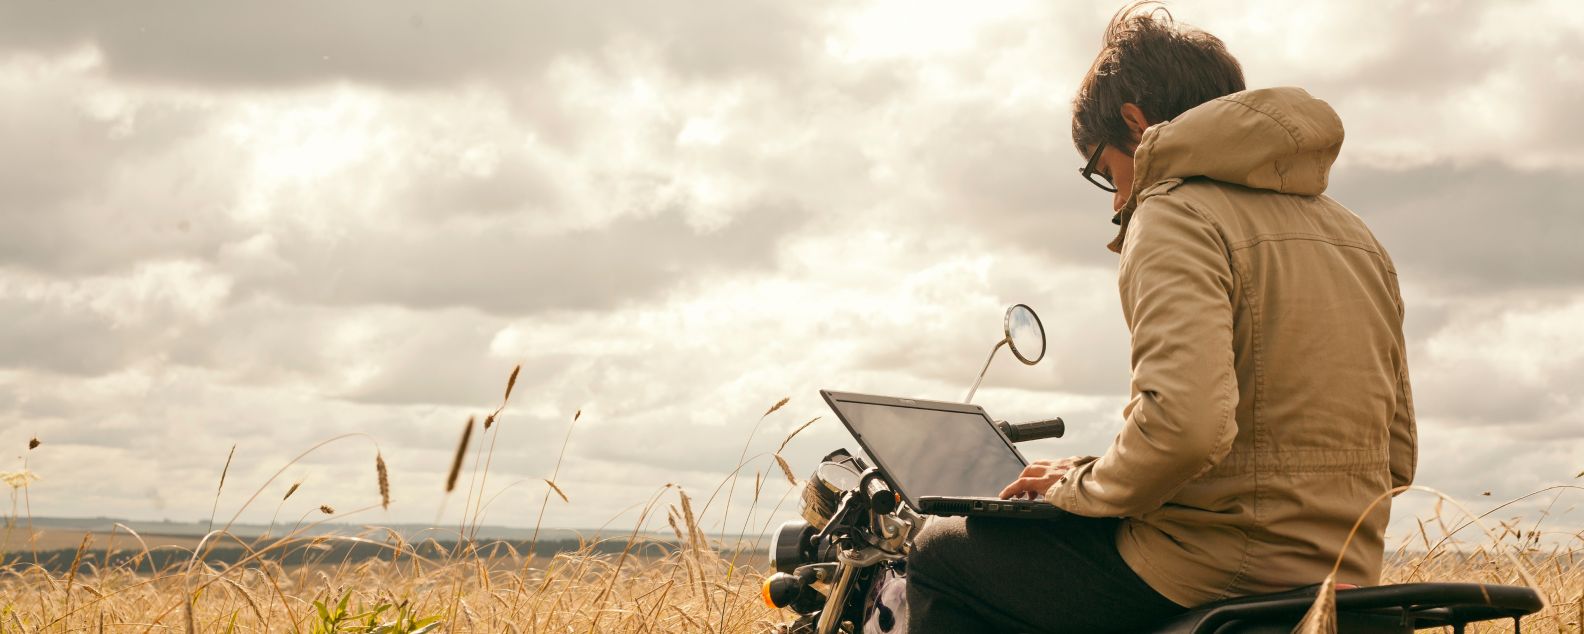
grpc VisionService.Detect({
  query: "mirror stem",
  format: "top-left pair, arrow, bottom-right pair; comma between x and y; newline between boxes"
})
964,338 -> 1008,403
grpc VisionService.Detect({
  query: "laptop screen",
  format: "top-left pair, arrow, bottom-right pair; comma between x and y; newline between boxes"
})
825,396 -> 1028,507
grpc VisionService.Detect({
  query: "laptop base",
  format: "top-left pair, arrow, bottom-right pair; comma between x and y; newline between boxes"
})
916,496 -> 1068,519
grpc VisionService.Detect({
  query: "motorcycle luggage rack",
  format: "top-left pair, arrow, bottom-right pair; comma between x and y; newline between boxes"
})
1150,582 -> 1543,633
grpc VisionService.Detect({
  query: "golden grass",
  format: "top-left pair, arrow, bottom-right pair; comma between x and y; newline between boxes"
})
0,527 -> 782,632
6,498 -> 1578,634
1379,496 -> 1584,634
1,365 -> 1580,633
1384,549 -> 1583,634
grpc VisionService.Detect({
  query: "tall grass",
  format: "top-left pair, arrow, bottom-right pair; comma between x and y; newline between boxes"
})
0,365 -> 1579,632
0,367 -> 801,633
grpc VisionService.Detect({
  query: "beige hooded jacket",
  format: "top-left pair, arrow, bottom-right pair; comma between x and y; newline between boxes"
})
1045,87 -> 1417,608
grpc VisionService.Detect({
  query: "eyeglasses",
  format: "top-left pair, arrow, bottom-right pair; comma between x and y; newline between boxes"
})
1079,142 -> 1117,193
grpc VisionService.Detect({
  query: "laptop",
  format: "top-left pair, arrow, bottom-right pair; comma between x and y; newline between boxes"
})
820,390 -> 1067,519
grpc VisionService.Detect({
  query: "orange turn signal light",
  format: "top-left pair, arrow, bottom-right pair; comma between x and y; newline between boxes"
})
762,572 -> 801,609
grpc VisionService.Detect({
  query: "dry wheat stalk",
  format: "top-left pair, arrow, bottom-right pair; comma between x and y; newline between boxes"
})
545,480 -> 569,503
678,489 -> 703,555
1293,574 -> 1337,634
504,364 -> 521,402
773,455 -> 797,486
376,452 -> 391,510
666,507 -> 685,543
208,445 -> 236,533
776,417 -> 820,454
485,364 -> 523,430
447,416 -> 475,493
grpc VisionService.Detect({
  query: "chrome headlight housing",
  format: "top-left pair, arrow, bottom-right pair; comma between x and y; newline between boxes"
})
769,520 -> 815,574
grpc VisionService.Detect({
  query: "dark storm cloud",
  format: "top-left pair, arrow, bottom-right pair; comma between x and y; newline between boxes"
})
0,0 -> 814,88
1329,163 -> 1583,293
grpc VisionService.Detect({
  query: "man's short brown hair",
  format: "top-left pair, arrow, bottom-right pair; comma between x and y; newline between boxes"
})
1072,2 -> 1246,155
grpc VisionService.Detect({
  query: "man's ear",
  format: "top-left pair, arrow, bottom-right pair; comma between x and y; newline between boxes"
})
1120,103 -> 1150,145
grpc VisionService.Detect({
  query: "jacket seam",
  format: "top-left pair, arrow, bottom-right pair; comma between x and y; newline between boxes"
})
1209,448 -> 1389,461
1175,197 -> 1257,597
1228,233 -> 1381,255
1198,464 -> 1390,479
1168,199 -> 1242,479
1217,95 -> 1305,191
1227,234 -> 1260,596
1219,94 -> 1304,148
1394,365 -> 1415,487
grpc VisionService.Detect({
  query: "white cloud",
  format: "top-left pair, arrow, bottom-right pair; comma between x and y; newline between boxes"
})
1412,295 -> 1584,434
1194,0 -> 1584,170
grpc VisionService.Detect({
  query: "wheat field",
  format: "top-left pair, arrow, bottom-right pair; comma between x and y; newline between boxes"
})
1,367 -> 1580,633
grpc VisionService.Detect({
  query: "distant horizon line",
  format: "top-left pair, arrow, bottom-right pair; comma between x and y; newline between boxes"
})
6,514 -> 744,539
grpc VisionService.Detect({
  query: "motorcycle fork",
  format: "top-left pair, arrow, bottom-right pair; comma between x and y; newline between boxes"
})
815,562 -> 859,634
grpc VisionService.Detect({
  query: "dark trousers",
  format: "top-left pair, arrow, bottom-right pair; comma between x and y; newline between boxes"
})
906,514 -> 1186,633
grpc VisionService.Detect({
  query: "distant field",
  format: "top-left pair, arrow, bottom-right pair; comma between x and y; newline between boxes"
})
4,528 -> 205,553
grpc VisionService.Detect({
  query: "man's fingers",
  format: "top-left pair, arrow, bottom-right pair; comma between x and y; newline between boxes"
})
999,475 -> 1049,499
999,467 -> 1075,500
1030,466 -> 1069,480
998,478 -> 1034,499
1023,458 -> 1086,478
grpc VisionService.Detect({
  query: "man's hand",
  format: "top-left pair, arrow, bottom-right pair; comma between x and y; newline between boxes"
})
998,456 -> 1091,500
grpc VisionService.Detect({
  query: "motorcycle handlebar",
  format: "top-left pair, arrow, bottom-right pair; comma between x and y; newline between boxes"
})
996,418 -> 1065,442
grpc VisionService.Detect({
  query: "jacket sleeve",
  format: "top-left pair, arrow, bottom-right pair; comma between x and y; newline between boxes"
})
1389,291 -> 1417,491
1046,196 -> 1240,518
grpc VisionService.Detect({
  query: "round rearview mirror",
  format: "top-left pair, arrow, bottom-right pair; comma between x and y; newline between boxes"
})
1004,304 -> 1046,365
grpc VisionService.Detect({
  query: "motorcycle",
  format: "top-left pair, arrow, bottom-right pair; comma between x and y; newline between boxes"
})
763,304 -> 1543,634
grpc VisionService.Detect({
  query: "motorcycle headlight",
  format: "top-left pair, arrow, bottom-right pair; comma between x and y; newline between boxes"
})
798,453 -> 862,529
768,520 -> 814,574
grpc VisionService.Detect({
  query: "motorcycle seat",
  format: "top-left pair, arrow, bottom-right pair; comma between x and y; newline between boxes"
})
1145,582 -> 1543,634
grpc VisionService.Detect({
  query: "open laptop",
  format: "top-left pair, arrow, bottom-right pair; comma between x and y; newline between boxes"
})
820,390 -> 1066,519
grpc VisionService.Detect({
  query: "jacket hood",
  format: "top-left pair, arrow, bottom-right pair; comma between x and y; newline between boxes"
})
1107,87 -> 1345,252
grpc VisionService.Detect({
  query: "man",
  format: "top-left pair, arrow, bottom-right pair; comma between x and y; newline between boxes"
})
905,4 -> 1416,632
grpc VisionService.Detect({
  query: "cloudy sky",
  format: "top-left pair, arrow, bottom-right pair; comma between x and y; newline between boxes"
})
2,1 -> 1581,546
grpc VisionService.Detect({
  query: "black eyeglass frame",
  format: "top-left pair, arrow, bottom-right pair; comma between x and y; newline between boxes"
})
1079,142 -> 1117,193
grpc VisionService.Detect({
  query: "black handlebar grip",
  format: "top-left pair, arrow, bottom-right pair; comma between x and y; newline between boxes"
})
997,418 -> 1065,442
